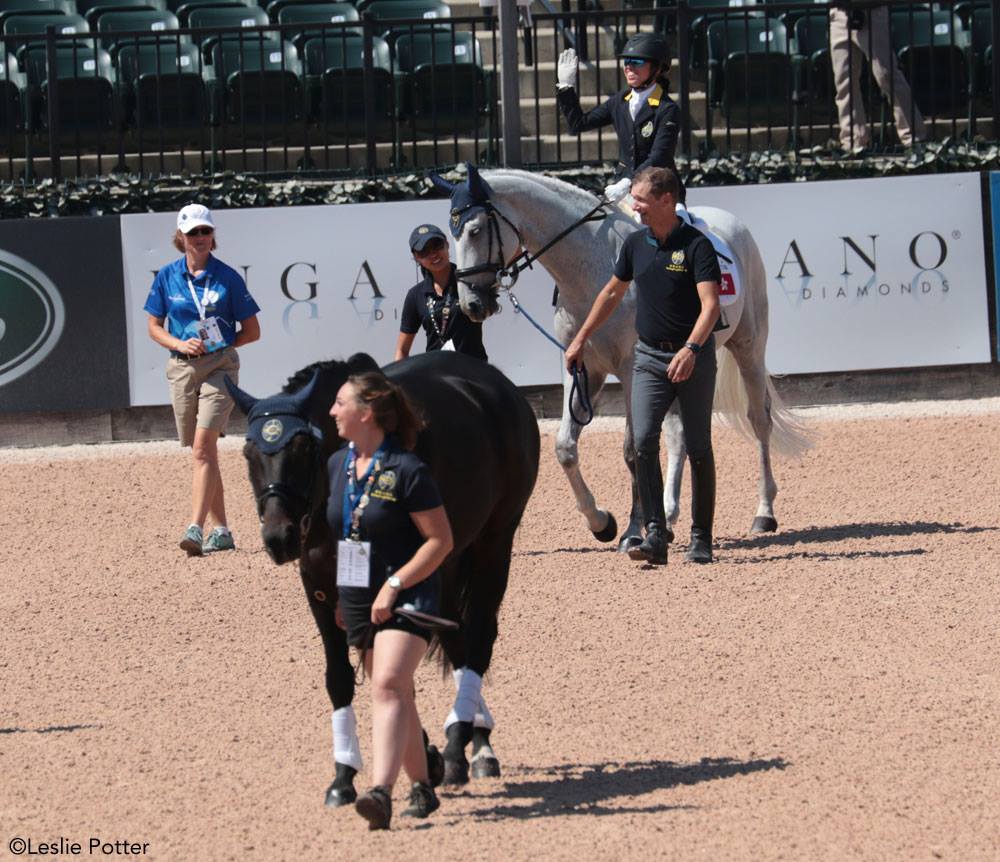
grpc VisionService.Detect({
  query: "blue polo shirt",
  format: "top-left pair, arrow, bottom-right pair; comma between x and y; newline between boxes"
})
144,255 -> 260,348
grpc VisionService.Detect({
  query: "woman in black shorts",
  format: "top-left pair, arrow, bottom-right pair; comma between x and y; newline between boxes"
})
327,371 -> 454,830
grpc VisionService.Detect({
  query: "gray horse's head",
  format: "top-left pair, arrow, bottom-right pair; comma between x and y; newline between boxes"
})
430,163 -> 521,322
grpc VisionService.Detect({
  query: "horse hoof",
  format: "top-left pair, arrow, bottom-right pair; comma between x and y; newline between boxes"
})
426,744 -> 445,788
750,516 -> 778,534
324,783 -> 357,807
471,756 -> 501,779
617,535 -> 642,554
443,757 -> 470,786
592,511 -> 618,543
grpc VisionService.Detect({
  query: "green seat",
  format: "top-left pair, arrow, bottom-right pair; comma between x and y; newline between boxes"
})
706,16 -> 793,130
792,12 -> 837,124
302,32 -> 393,139
187,1 -> 265,33
94,9 -> 181,49
0,0 -> 76,25
394,31 -> 488,134
207,36 -> 304,130
356,0 -> 448,37
21,42 -> 119,135
968,5 -> 992,100
81,0 -> 165,26
687,0 -> 763,76
277,2 -> 358,49
0,44 -> 27,135
116,41 -> 207,133
890,8 -> 969,117
170,0 -> 244,21
3,12 -> 87,63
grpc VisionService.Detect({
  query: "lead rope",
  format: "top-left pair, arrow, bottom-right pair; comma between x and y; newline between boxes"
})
505,290 -> 594,427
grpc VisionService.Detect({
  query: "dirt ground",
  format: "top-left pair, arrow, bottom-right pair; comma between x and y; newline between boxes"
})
2,402 -> 998,861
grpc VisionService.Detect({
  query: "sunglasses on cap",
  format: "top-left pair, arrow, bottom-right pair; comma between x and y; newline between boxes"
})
622,57 -> 648,67
186,226 -> 214,236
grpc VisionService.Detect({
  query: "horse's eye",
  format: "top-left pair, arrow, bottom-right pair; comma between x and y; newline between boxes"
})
470,227 -> 481,237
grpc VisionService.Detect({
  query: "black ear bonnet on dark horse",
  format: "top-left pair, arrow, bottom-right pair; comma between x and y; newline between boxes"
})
225,371 -> 322,454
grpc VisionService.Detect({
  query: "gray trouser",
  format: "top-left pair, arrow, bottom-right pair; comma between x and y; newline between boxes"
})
631,336 -> 716,532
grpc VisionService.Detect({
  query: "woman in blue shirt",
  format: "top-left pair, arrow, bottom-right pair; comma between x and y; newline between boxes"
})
144,204 -> 261,556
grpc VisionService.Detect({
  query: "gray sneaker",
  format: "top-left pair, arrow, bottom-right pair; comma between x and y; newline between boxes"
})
203,528 -> 235,553
180,524 -> 204,557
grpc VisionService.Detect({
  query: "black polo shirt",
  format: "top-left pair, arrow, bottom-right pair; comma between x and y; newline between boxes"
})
400,264 -> 488,361
614,222 -> 721,343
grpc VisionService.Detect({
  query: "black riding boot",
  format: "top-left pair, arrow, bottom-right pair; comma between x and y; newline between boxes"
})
686,451 -> 716,563
628,456 -> 669,565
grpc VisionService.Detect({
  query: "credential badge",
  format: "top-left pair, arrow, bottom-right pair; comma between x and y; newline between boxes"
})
261,419 -> 284,443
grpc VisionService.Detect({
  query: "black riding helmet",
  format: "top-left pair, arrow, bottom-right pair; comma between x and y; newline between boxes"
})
617,32 -> 672,67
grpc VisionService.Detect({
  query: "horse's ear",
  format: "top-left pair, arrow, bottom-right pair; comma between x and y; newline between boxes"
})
225,375 -> 258,415
291,370 -> 320,412
466,163 -> 491,203
427,170 -> 456,195
347,352 -> 380,374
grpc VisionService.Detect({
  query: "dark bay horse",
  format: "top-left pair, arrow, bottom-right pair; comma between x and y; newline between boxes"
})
227,350 -> 540,804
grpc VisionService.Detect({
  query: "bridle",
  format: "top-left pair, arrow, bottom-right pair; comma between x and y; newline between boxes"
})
251,410 -> 325,527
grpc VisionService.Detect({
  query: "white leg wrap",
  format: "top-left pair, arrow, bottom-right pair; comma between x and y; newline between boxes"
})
332,706 -> 363,771
444,667 -> 483,731
474,695 -> 495,730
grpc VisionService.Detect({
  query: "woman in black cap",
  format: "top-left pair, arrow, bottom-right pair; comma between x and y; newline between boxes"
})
556,33 -> 682,204
394,223 -> 488,362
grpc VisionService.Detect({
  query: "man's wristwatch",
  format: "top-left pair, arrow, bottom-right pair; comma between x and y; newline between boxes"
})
387,575 -> 403,590
685,341 -> 702,355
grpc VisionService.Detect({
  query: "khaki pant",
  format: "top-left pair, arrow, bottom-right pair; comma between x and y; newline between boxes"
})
165,347 -> 240,447
829,6 -> 927,149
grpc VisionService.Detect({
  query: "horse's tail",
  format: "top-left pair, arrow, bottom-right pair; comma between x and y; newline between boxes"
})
714,346 -> 814,459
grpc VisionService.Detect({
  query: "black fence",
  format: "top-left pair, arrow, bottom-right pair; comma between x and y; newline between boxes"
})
0,0 -> 996,181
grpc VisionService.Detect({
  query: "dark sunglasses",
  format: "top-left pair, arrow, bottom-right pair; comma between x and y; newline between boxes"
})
622,58 -> 648,67
186,226 -> 214,237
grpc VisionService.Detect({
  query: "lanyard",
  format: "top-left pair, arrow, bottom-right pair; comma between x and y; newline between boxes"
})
342,441 -> 388,540
186,274 -> 212,321
425,291 -> 455,340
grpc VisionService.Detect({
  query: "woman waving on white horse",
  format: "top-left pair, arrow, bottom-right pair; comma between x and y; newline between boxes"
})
556,33 -> 683,204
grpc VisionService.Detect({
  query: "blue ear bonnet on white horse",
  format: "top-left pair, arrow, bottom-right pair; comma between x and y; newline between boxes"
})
430,163 -> 494,238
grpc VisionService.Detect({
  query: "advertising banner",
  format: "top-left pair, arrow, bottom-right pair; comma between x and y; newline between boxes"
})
693,172 -> 991,374
0,216 -> 129,413
989,171 -> 1000,358
122,200 -> 563,407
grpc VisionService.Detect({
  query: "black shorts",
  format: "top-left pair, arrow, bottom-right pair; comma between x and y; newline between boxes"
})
340,575 -> 440,648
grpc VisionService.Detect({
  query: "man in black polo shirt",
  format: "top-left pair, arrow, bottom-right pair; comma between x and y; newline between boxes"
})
395,223 -> 488,362
565,167 -> 721,566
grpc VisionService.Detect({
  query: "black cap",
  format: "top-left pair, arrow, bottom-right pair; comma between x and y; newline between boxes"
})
409,224 -> 448,252
618,32 -> 671,66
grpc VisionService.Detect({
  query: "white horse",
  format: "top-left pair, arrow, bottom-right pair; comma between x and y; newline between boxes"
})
433,165 -> 809,550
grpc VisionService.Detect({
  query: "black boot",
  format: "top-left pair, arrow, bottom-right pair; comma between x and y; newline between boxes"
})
401,781 -> 440,818
686,451 -> 716,564
628,455 -> 670,565
355,785 -> 392,831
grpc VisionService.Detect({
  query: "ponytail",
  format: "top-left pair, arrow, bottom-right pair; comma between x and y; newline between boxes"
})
348,371 -> 425,450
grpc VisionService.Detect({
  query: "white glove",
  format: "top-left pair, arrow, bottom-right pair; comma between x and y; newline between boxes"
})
557,48 -> 577,91
603,177 -> 631,202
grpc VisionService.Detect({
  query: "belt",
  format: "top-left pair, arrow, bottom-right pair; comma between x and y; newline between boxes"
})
639,336 -> 687,352
170,347 -> 229,360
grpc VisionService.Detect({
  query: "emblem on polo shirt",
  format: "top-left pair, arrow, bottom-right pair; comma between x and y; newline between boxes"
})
262,419 -> 283,443
671,251 -> 684,265
641,121 -> 653,138
373,469 -> 398,501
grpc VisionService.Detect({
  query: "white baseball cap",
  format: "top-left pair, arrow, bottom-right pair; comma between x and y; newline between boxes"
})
177,203 -> 215,233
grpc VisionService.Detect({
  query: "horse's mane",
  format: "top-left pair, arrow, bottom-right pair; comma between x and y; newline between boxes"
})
281,353 -> 380,394
482,169 -> 600,214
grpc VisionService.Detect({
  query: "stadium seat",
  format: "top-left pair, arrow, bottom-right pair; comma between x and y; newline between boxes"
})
393,30 -> 488,134
688,0 -> 763,76
116,41 -> 207,135
79,0 -> 164,27
706,16 -> 793,132
968,5 -> 992,101
169,0 -> 244,18
20,42 -> 119,136
356,0 -> 449,38
0,0 -> 77,26
302,31 -> 393,139
277,2 -> 357,50
187,0 -> 267,61
2,12 -> 87,62
0,43 -> 27,136
791,12 -> 837,124
94,9 -> 182,50
890,7 -> 970,117
206,35 -> 304,133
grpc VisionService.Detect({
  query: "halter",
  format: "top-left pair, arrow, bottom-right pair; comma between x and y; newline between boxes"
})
250,409 -> 325,525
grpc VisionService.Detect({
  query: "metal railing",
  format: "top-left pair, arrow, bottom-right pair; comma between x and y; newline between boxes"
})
0,0 -> 996,182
